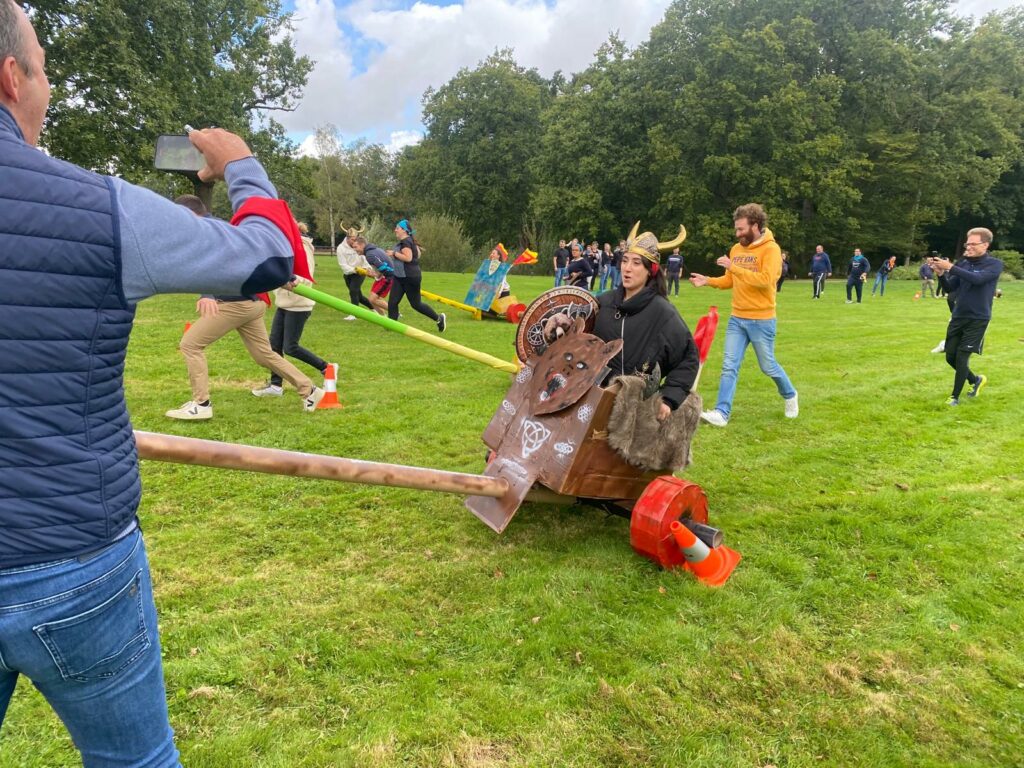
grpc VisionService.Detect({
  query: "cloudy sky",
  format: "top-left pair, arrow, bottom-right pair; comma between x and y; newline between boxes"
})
280,0 -> 1022,155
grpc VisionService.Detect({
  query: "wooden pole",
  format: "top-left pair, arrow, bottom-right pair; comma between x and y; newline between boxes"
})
135,431 -> 509,497
134,432 -> 577,508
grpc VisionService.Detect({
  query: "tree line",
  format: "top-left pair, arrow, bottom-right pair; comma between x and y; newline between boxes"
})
35,0 -> 1024,275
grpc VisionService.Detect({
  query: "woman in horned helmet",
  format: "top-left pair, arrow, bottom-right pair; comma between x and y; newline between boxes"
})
547,223 -> 700,421
336,222 -> 374,319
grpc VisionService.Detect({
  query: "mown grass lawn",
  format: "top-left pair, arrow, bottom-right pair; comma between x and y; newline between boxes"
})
2,262 -> 1022,767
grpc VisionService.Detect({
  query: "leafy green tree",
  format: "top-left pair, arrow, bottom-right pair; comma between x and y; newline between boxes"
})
32,0 -> 311,177
398,50 -> 551,247
310,124 -> 356,251
531,36 -> 657,245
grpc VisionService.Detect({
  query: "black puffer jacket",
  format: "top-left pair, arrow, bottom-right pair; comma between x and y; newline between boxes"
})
592,286 -> 699,409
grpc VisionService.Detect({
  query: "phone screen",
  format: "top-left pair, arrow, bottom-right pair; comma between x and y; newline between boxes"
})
154,135 -> 205,173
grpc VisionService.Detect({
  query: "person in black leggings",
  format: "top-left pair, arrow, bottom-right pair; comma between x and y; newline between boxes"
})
387,219 -> 446,333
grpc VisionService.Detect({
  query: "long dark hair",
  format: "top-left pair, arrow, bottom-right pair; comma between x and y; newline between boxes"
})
646,260 -> 668,297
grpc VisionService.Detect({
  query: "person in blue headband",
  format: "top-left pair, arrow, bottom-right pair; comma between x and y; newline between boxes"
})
385,218 -> 446,332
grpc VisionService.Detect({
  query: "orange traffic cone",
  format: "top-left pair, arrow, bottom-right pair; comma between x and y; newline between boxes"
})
669,520 -> 740,586
913,292 -> 921,300
317,362 -> 343,410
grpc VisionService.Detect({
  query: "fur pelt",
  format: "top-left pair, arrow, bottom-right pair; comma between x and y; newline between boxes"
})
606,377 -> 702,472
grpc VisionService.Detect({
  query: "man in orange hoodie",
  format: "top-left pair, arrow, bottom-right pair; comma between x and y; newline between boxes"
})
690,203 -> 798,426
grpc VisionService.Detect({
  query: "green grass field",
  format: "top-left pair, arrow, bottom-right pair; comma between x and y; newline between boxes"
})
2,263 -> 1022,767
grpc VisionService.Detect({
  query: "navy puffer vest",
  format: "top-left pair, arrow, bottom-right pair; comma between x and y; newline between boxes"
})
0,106 -> 140,568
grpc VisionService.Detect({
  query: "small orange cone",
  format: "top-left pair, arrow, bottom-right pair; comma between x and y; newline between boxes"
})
669,520 -> 740,587
913,292 -> 920,300
317,362 -> 343,410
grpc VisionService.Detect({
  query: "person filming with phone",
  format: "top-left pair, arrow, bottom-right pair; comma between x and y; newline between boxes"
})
0,2 -> 308,763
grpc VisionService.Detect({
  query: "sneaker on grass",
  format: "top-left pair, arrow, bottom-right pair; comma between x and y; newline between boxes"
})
251,383 -> 283,397
165,401 -> 212,420
968,374 -> 987,398
946,396 -> 959,407
343,315 -> 356,321
931,340 -> 946,354
700,410 -> 728,427
303,387 -> 325,412
784,391 -> 799,418
437,312 -> 447,333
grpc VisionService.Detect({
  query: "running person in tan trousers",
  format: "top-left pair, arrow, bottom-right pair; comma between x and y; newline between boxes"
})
166,197 -> 324,420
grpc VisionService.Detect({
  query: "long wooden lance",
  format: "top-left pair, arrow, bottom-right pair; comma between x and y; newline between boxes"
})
134,431 -> 573,506
291,284 -> 517,374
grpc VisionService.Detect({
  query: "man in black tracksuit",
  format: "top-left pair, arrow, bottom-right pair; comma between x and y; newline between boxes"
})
931,227 -> 1003,405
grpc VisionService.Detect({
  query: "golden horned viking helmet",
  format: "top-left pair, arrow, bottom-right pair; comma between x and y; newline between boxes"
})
341,221 -> 365,239
625,222 -> 687,264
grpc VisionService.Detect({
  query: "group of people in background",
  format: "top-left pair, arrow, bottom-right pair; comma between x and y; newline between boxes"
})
806,245 -> 897,302
553,238 -> 686,296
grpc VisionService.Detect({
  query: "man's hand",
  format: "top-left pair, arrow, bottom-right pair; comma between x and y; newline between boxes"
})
827,272 -> 832,277
657,401 -> 672,422
932,258 -> 953,273
196,297 -> 219,317
716,256 -> 732,269
188,129 -> 254,183
282,280 -> 298,292
690,273 -> 709,287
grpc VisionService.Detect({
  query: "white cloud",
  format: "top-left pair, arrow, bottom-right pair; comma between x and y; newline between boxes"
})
280,0 -> 1018,146
386,129 -> 423,152
279,0 -> 673,143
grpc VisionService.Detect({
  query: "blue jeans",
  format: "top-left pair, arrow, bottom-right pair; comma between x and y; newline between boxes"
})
607,266 -> 619,289
554,267 -> 566,286
713,316 -> 796,419
599,266 -> 611,292
0,530 -> 181,767
872,272 -> 888,295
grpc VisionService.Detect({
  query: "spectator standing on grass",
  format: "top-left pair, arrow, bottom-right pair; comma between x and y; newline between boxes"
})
777,250 -> 790,292
930,229 -> 1003,405
599,242 -> 615,292
565,242 -> 594,288
0,2 -> 308,762
809,244 -> 832,299
386,219 -> 446,333
920,259 -> 935,298
665,246 -> 684,296
252,222 -> 335,399
553,239 -> 570,286
689,203 -> 798,427
846,248 -> 870,304
612,240 -> 625,288
872,255 -> 896,296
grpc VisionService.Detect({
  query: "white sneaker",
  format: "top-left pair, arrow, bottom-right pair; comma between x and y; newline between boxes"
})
251,384 -> 283,397
784,391 -> 799,418
303,387 -> 325,412
931,340 -> 945,354
343,315 -> 356,321
165,401 -> 212,420
700,410 -> 728,427
436,313 -> 447,333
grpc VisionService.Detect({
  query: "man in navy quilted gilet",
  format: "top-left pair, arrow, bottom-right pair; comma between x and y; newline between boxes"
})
0,2 -> 308,764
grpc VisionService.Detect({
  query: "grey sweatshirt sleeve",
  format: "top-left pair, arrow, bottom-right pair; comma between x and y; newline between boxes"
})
114,157 -> 294,303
